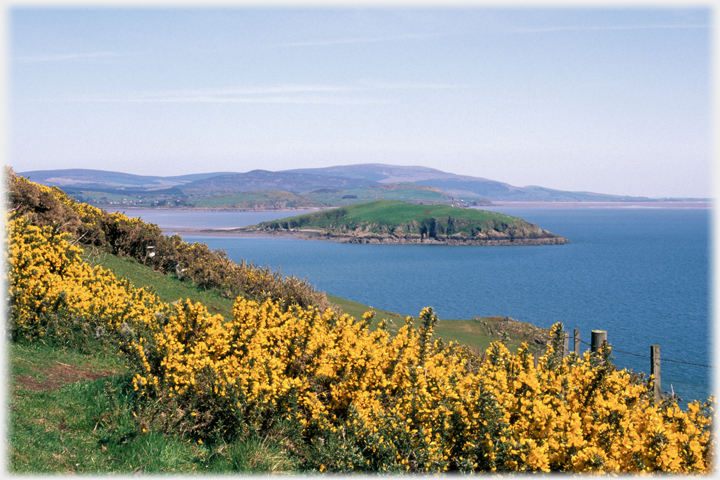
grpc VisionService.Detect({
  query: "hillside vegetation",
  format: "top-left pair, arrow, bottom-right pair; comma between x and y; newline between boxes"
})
246,200 -> 569,245
6,169 -> 714,474
191,190 -> 325,210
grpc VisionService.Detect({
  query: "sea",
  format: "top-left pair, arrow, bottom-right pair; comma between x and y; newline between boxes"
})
115,205 -> 714,406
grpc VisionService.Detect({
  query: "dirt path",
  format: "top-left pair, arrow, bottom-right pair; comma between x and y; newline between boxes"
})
12,362 -> 118,392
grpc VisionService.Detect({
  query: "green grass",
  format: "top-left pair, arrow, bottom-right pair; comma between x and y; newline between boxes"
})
10,342 -> 125,381
431,318 -> 537,354
326,295 -> 547,355
326,294 -> 404,322
329,200 -> 519,225
81,249 -> 236,319
8,342 -> 299,474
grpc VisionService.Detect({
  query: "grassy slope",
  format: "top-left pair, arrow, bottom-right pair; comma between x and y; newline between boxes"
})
326,294 -> 535,353
330,200 -> 521,225
81,250 -> 236,318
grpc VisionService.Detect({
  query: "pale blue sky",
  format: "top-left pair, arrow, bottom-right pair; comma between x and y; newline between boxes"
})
8,6 -> 712,198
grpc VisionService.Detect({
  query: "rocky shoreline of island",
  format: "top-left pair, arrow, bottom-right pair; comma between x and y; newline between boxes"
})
186,226 -> 569,246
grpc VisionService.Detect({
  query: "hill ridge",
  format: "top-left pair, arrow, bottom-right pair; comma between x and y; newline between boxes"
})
18,164 -> 700,205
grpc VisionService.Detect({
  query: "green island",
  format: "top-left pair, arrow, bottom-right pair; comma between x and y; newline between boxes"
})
234,200 -> 569,245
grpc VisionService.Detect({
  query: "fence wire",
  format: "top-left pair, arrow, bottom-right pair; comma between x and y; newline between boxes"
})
574,337 -> 712,368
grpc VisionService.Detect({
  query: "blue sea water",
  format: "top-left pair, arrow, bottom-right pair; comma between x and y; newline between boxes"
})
120,207 -> 713,405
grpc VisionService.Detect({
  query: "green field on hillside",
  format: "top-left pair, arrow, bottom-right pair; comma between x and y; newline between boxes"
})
191,190 -> 325,209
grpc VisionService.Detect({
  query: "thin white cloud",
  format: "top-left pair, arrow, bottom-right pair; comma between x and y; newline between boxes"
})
50,82 -> 462,104
513,24 -> 708,33
275,23 -> 707,45
360,80 -> 467,90
14,51 -> 119,63
273,33 -> 441,48
154,85 -> 365,97
125,96 -> 387,105
60,92 -> 388,105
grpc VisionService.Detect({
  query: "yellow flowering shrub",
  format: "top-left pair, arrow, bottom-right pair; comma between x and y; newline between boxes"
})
127,296 -> 714,473
466,330 -> 714,473
7,215 -> 165,344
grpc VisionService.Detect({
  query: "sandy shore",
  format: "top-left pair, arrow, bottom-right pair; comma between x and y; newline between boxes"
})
486,201 -> 711,209
165,227 -> 302,238
116,201 -> 710,214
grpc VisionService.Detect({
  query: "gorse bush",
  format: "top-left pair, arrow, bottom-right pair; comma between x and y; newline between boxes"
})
7,215 -> 166,346
6,174 -> 715,474
6,168 -> 333,312
124,301 -> 714,473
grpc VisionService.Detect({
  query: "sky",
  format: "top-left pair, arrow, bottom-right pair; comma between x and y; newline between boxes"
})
7,5 -> 713,198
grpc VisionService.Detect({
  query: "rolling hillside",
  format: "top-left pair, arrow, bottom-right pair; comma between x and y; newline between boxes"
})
179,170 -> 379,195
287,164 -> 659,202
17,163 -> 685,209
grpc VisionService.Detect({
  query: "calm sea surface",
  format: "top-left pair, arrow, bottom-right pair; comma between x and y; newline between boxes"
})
118,207 -> 713,405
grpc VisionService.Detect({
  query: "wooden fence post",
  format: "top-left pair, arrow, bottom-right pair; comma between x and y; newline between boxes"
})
591,330 -> 607,352
651,345 -> 661,401
574,328 -> 580,355
563,332 -> 570,357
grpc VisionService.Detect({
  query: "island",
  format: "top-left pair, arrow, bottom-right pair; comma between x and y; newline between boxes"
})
218,200 -> 569,245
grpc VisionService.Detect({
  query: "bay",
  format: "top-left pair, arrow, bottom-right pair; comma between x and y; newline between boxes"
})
117,206 -> 713,405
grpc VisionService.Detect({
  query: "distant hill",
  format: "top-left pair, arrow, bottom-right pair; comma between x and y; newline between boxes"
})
287,164 -> 657,202
18,168 -> 234,190
286,164 -> 449,183
17,163 -> 693,208
179,170 -> 379,195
